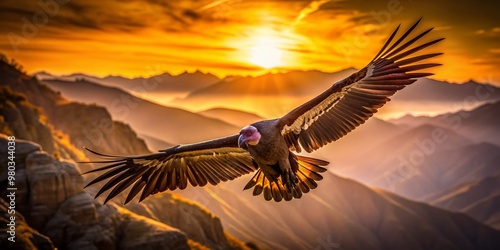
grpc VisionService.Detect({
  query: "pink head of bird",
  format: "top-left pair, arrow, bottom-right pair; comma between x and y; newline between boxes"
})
238,125 -> 261,148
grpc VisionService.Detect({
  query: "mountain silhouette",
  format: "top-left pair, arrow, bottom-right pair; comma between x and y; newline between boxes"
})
198,107 -> 264,127
42,78 -> 239,145
423,175 -> 500,230
391,101 -> 500,146
37,70 -> 220,105
173,70 -> 500,118
0,60 -> 149,156
12,59 -> 500,249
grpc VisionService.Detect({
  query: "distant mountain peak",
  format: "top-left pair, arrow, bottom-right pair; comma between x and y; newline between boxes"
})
33,70 -> 52,76
177,69 -> 213,77
465,79 -> 478,84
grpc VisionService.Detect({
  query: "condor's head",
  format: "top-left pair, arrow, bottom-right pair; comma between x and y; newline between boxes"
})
238,125 -> 261,148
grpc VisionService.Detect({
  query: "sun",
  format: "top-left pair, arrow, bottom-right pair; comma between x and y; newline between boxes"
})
250,37 -> 284,69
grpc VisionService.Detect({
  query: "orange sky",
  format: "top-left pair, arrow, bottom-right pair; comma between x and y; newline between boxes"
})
0,0 -> 499,85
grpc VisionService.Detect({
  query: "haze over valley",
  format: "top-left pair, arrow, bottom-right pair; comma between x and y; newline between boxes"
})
33,63 -> 500,248
2,0 -> 500,248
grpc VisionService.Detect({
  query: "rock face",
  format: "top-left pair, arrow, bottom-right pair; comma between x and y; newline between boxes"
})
24,151 -> 85,229
51,102 -> 150,156
0,136 -> 81,230
0,135 -> 189,249
125,193 -> 232,250
43,193 -> 189,250
0,199 -> 55,250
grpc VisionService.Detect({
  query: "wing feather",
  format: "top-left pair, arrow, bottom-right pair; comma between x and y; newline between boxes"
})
155,171 -> 168,192
277,19 -> 443,152
126,179 -> 147,204
82,134 -> 256,204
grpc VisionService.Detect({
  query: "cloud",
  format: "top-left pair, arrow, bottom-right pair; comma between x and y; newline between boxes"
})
474,27 -> 500,37
0,0 -> 204,35
292,0 -> 330,26
197,0 -> 234,12
0,0 -> 499,84
490,48 -> 500,54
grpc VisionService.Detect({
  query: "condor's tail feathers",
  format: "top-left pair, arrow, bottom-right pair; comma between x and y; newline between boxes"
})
243,155 -> 329,202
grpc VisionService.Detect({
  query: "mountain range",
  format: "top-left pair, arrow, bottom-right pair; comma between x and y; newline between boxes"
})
35,64 -> 500,248
2,58 -> 499,249
423,175 -> 500,230
197,108 -> 263,128
0,60 -> 150,159
390,101 -> 500,146
36,70 -> 220,105
173,71 -> 500,119
42,78 -> 239,146
38,69 -> 500,120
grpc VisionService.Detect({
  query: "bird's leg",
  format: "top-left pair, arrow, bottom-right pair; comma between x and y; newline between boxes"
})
279,159 -> 298,191
283,168 -> 298,191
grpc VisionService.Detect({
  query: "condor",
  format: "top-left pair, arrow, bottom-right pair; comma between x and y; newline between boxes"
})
83,19 -> 443,203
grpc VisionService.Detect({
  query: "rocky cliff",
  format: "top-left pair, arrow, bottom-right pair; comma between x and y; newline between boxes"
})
124,193 -> 245,250
0,198 -> 55,250
0,134 -> 189,249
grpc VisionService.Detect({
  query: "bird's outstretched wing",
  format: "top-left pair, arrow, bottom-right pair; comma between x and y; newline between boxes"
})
82,134 -> 256,204
277,19 -> 444,153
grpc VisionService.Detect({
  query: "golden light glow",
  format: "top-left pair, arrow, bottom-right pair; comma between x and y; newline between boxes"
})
249,37 -> 284,69
1,0 -> 498,85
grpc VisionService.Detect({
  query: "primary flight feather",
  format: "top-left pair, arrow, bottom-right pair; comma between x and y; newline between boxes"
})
83,19 -> 443,204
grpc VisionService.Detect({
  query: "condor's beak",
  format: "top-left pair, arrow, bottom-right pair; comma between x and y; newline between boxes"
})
238,134 -> 246,148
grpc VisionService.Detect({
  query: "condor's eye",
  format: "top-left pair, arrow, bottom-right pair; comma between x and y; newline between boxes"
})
245,131 -> 252,136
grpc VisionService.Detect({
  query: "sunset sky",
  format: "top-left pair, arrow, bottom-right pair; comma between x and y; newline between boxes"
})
1,0 -> 499,84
